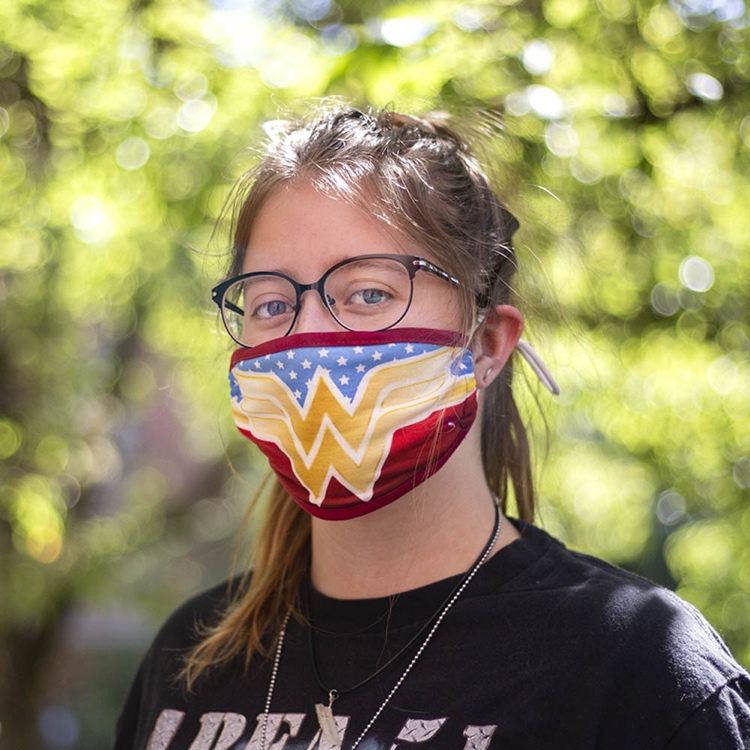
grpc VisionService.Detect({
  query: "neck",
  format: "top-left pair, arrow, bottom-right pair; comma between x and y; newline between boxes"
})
309,469 -> 520,599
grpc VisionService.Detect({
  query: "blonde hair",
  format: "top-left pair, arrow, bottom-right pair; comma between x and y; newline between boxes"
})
183,106 -> 534,688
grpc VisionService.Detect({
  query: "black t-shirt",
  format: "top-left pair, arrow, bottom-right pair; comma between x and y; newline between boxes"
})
114,522 -> 750,749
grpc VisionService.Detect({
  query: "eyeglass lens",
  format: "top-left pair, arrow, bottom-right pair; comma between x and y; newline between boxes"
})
222,257 -> 414,346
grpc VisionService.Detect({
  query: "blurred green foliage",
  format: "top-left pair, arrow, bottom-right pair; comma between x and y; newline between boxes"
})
0,0 -> 748,746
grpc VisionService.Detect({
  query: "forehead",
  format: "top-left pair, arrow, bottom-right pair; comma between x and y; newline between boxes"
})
242,182 -> 418,276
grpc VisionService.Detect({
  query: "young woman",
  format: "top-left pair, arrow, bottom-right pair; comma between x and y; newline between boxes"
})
114,107 -> 750,749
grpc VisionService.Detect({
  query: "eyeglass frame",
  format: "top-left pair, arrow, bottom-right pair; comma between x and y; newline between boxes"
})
211,253 -> 461,347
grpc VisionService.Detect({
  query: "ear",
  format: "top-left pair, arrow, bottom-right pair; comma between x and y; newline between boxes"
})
473,305 -> 524,389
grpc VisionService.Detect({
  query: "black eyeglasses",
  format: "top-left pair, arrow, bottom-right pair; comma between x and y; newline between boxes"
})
211,253 -> 460,347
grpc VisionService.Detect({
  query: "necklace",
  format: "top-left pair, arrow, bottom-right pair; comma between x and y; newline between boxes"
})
260,501 -> 502,750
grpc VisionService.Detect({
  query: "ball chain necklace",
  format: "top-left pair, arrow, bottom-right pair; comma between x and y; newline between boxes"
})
260,501 -> 502,750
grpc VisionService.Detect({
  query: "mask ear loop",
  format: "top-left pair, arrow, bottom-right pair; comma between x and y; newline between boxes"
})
516,339 -> 560,395
471,313 -> 560,395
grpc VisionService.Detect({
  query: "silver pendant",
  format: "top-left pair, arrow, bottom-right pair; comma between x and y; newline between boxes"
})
315,691 -> 341,747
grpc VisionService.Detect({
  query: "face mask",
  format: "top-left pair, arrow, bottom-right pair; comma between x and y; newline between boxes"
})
229,328 -> 477,520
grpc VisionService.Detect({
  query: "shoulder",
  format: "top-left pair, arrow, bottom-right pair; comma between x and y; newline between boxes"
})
510,522 -> 740,667
113,577 -> 244,749
127,577 -> 242,690
502,523 -> 750,743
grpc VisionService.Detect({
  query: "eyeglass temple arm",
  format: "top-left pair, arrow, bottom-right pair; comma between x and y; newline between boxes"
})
212,289 -> 244,316
516,339 -> 560,395
416,259 -> 461,286
211,282 -> 244,316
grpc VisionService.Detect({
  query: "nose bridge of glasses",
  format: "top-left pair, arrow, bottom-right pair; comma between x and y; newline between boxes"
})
289,277 -> 339,334
296,278 -> 334,310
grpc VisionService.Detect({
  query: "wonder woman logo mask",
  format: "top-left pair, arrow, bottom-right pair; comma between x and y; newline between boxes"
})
229,328 -> 477,520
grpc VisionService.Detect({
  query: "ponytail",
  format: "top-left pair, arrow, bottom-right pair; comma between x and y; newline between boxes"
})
181,479 -> 310,689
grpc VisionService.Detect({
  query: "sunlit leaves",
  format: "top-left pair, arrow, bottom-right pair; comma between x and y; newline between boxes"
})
0,5 -> 749,737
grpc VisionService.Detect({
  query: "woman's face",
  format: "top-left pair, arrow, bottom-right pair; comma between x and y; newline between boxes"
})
242,181 -> 464,338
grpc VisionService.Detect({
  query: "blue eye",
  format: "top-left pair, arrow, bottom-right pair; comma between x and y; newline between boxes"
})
253,300 -> 294,319
349,288 -> 392,306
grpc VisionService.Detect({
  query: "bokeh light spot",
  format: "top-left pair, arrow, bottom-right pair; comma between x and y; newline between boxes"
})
453,7 -> 490,32
522,39 -> 554,75
116,137 -> 150,170
545,122 -> 579,157
69,196 -> 112,245
570,153 -> 603,183
687,72 -> 723,101
320,24 -> 358,55
144,106 -> 177,139
679,255 -> 714,292
379,17 -> 436,47
174,71 -> 209,102
70,196 -> 104,231
656,489 -> 686,525
504,90 -> 530,116
602,93 -> 638,118
292,0 -> 332,22
708,356 -> 738,395
0,418 -> 23,459
650,283 -> 680,316
527,85 -> 565,119
177,99 -> 215,133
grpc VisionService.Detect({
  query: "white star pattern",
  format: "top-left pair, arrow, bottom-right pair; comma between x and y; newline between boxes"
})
231,338 -> 475,409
